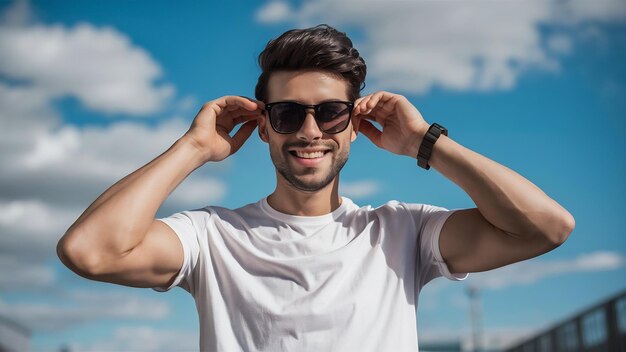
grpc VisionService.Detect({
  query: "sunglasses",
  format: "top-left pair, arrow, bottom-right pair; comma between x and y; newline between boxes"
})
264,101 -> 354,134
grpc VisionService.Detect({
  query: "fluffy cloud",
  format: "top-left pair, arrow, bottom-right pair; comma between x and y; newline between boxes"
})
0,107 -> 227,276
1,116 -> 226,207
0,22 -> 173,115
0,290 -> 170,331
419,251 -> 626,314
467,251 -> 626,290
65,326 -> 199,352
256,1 -> 293,24
0,198 -> 77,265
255,0 -> 626,94
339,180 -> 379,199
168,176 -> 227,210
0,256 -> 55,290
0,83 -> 59,156
0,1 -> 226,302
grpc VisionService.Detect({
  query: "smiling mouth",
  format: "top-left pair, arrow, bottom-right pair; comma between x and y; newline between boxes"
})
289,150 -> 331,159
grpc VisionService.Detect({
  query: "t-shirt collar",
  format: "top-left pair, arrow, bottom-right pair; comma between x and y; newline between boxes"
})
259,196 -> 352,225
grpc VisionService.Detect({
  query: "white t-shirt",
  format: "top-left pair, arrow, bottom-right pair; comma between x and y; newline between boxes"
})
154,197 -> 467,352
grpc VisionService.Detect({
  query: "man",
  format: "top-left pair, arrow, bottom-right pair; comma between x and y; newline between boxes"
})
57,25 -> 575,351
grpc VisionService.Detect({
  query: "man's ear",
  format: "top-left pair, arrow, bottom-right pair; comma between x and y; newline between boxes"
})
258,114 -> 269,143
350,115 -> 360,142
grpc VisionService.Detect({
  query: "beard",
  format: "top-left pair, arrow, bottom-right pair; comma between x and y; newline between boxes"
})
270,140 -> 349,192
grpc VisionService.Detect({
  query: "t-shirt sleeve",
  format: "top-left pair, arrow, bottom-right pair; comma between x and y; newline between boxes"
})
151,210 -> 201,293
405,203 -> 468,289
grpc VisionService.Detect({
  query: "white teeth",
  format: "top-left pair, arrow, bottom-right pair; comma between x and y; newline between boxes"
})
295,151 -> 325,159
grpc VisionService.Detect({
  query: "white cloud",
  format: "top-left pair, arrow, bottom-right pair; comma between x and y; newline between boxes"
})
255,0 -> 293,24
0,192 -> 98,293
22,126 -> 81,169
0,2 -> 225,308
547,34 -> 573,55
467,251 -> 626,290
0,32 -> 226,290
177,95 -> 198,113
66,326 -> 199,352
0,87 -> 227,206
0,256 -> 55,290
0,115 -> 229,284
551,0 -> 626,23
0,199 -> 75,235
25,118 -> 190,179
0,290 -> 170,331
0,113 -> 225,265
254,0 -> 626,94
0,83 -> 59,153
0,20 -> 173,115
169,176 -> 227,209
0,198 -> 79,268
339,179 -> 379,199
0,0 -> 32,26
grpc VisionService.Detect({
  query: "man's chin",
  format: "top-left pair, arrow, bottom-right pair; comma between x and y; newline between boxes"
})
281,172 -> 336,192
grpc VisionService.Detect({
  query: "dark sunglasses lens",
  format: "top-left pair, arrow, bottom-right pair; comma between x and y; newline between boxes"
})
270,103 -> 305,133
317,102 -> 351,133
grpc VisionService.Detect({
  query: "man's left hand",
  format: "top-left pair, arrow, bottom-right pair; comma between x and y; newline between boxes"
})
353,91 -> 431,158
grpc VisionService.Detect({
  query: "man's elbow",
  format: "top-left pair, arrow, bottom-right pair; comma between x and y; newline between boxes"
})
56,232 -> 103,279
544,211 -> 576,247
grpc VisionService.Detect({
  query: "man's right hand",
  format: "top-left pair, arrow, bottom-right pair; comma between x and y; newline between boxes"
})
184,96 -> 264,162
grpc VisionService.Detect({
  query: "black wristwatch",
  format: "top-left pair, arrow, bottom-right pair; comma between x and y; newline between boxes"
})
417,123 -> 448,170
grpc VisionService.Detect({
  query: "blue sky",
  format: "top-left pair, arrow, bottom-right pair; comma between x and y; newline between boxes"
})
0,0 -> 625,350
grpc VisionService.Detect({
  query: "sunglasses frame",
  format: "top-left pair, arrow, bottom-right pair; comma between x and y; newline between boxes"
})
264,100 -> 355,134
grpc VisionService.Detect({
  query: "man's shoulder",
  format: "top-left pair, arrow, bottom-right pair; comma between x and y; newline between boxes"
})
350,199 -> 450,221
162,199 -> 262,223
204,199 -> 266,222
354,199 -> 442,212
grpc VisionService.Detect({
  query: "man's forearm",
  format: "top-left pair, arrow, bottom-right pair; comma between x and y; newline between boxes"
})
60,136 -> 206,262
427,134 -> 575,242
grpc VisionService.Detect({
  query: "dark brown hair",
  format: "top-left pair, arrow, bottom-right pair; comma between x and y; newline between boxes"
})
255,24 -> 367,103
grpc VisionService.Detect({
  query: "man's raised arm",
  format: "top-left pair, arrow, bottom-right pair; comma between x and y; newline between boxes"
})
56,96 -> 262,288
425,130 -> 575,273
353,91 -> 575,274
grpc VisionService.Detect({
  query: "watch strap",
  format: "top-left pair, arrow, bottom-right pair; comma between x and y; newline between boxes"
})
417,123 -> 448,170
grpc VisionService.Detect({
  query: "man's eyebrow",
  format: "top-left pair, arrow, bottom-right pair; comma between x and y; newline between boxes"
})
271,99 -> 351,104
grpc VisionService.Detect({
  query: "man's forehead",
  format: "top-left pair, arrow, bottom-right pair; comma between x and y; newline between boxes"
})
267,70 -> 350,103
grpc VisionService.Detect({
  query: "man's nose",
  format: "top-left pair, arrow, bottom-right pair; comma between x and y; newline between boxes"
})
295,109 -> 323,141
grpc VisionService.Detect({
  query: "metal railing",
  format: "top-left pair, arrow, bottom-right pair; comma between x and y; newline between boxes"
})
505,289 -> 626,352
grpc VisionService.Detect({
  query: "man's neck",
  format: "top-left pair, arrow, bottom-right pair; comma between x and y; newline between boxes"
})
267,176 -> 342,216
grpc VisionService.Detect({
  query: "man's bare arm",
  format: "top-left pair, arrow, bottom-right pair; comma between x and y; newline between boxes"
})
353,91 -> 575,274
57,96 -> 261,287
428,134 -> 575,273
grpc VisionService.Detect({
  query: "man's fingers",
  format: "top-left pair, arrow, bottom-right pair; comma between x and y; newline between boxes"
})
197,96 -> 262,124
355,95 -> 372,115
358,119 -> 383,149
229,119 -> 258,154
353,96 -> 369,113
222,96 -> 261,111
217,108 -> 262,127
355,91 -> 398,116
232,113 -> 262,126
205,96 -> 259,118
253,99 -> 266,110
365,92 -> 383,112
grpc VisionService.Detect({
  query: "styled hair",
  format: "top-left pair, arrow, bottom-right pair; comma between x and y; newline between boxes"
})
255,24 -> 367,103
